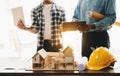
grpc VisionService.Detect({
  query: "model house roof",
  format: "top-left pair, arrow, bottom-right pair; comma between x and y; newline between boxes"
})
32,48 -> 48,59
63,46 -> 73,57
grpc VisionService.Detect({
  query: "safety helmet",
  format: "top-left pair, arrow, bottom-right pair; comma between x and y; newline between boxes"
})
87,47 -> 116,70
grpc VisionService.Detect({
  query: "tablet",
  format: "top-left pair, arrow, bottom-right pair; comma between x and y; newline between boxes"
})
11,6 -> 25,26
62,21 -> 86,32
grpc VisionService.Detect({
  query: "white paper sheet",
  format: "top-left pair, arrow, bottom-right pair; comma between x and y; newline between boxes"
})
11,6 -> 25,26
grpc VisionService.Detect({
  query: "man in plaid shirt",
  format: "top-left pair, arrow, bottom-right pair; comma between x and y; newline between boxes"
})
17,0 -> 66,52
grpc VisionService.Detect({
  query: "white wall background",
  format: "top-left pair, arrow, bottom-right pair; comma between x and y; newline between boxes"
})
0,0 -> 120,61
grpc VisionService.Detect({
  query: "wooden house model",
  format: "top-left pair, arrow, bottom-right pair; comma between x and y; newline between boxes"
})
31,46 -> 76,70
32,48 -> 48,69
63,46 -> 74,63
63,46 -> 75,69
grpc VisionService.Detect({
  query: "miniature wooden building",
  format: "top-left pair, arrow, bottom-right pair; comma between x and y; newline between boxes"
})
63,46 -> 75,69
45,52 -> 64,69
32,48 -> 48,69
63,46 -> 74,62
31,46 -> 76,70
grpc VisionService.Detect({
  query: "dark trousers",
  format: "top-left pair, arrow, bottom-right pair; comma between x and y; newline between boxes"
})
37,40 -> 61,52
82,31 -> 110,59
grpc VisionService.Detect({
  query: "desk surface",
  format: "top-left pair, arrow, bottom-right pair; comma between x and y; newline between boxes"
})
0,57 -> 120,76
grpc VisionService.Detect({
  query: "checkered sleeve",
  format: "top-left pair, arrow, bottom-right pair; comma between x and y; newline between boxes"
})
31,8 -> 39,29
60,8 -> 66,23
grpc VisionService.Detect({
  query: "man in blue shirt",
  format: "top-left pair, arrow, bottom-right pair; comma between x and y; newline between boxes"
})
17,0 -> 66,52
73,0 -> 116,59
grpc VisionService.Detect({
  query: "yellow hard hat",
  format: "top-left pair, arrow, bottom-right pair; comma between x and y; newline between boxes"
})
87,47 -> 116,70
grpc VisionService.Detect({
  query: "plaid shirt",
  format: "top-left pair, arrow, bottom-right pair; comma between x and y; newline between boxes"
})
31,2 -> 66,49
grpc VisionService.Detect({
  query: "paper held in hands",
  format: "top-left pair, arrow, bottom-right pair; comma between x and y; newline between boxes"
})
61,21 -> 86,32
88,11 -> 105,20
11,6 -> 25,26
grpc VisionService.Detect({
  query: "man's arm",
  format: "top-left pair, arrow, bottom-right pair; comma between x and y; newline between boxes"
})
72,0 -> 81,21
17,20 -> 38,34
93,0 -> 116,30
24,27 -> 38,34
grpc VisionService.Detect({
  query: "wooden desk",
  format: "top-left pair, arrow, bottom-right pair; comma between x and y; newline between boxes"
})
0,57 -> 120,76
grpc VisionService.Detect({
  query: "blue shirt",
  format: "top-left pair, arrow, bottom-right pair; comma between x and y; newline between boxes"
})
73,0 -> 116,32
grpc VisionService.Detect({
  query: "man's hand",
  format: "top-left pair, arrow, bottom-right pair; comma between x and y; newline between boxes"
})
17,19 -> 39,34
17,19 -> 26,30
78,23 -> 96,32
72,20 -> 80,22
59,23 -> 63,32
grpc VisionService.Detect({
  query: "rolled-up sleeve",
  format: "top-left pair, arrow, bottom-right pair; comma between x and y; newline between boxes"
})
94,0 -> 116,31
